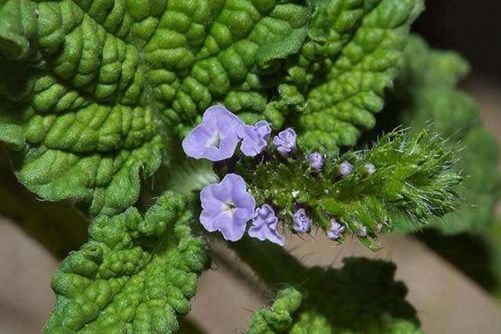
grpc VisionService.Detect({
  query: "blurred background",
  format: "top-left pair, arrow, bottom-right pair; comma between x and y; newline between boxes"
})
1,1 -> 501,333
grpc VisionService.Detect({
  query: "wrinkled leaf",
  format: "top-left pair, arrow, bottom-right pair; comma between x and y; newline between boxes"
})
44,192 -> 209,333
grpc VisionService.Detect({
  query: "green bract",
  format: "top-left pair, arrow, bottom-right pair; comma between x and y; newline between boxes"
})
0,0 -> 422,215
44,192 -> 209,333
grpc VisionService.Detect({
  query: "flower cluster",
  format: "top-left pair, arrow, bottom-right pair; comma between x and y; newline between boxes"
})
183,105 -> 380,246
183,105 -> 277,161
184,105 -> 298,245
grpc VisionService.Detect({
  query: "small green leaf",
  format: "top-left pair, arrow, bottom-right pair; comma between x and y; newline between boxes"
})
44,192 -> 209,333
247,287 -> 303,334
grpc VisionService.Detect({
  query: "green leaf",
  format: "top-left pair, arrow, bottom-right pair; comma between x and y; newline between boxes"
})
390,35 -> 501,234
293,0 -> 424,151
44,192 -> 209,333
0,0 -> 168,215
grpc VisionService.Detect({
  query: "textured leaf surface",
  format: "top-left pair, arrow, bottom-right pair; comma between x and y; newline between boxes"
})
390,36 -> 501,234
44,192 -> 209,333
0,0 -> 424,215
0,0 -> 169,215
293,0 -> 423,151
247,288 -> 303,334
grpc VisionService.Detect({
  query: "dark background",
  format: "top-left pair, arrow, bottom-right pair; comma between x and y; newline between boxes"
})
416,1 -> 501,82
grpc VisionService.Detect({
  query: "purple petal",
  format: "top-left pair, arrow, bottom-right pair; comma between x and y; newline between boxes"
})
217,213 -> 247,241
182,105 -> 243,161
265,230 -> 285,246
233,206 -> 255,223
273,128 -> 297,157
326,220 -> 345,240
338,161 -> 353,177
255,121 -> 272,141
293,208 -> 310,233
200,210 -> 219,232
308,152 -> 324,172
239,120 -> 271,157
249,204 -> 284,246
198,173 -> 255,241
201,182 -> 231,205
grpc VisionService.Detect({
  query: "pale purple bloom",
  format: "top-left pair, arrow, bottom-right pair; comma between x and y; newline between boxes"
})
273,128 -> 297,157
293,208 -> 310,233
182,105 -> 243,161
239,120 -> 272,157
364,163 -> 377,175
327,219 -> 345,240
308,152 -> 324,172
200,173 -> 255,241
249,204 -> 285,246
338,161 -> 353,177
356,225 -> 368,238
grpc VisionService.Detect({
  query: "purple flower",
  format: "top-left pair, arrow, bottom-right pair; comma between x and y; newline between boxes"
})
293,208 -> 310,233
238,120 -> 272,157
200,173 -> 255,241
273,128 -> 297,157
356,225 -> 368,238
364,163 -> 377,175
327,220 -> 345,240
182,105 -> 243,161
249,204 -> 285,246
308,152 -> 324,172
338,161 -> 353,177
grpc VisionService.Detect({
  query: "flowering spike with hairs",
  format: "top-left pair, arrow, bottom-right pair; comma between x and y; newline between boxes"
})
233,129 -> 462,249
